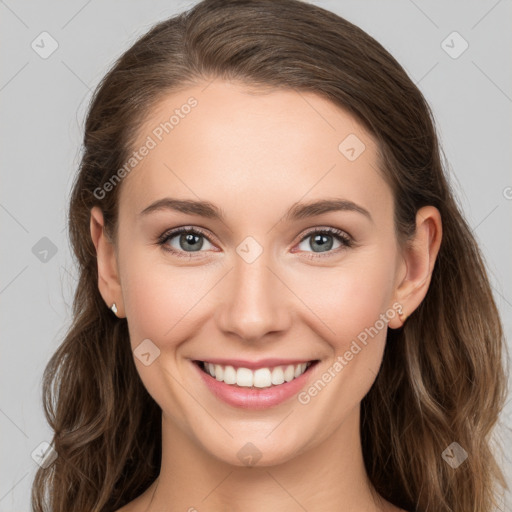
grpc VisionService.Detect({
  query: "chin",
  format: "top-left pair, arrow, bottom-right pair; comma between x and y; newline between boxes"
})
196,425 -> 311,468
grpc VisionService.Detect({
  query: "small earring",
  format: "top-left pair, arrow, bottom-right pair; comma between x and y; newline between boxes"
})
400,311 -> 407,324
111,303 -> 118,315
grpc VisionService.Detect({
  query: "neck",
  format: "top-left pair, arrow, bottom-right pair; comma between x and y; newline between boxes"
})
142,405 -> 388,512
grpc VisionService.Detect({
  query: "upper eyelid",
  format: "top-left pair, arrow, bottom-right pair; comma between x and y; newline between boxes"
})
160,226 -> 216,244
299,226 -> 352,239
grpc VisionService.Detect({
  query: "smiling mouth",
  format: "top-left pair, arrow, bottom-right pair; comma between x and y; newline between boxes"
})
194,360 -> 319,389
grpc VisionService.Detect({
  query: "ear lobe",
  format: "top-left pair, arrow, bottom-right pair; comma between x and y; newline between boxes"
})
388,205 -> 442,329
90,206 -> 124,317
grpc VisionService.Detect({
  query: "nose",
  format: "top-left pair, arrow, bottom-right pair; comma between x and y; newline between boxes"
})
215,254 -> 292,343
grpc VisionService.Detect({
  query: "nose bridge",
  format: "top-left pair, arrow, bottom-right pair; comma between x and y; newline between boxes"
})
215,248 -> 290,342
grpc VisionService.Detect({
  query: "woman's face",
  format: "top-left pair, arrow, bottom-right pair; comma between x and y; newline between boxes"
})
109,80 -> 407,466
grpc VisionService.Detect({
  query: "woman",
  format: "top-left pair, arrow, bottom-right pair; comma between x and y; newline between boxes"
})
31,0 -> 507,511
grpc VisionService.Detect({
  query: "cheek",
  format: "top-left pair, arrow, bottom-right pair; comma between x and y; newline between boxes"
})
292,252 -> 396,351
120,252 -> 212,348
289,255 -> 396,424
120,257 -> 214,420
123,267 -> 198,344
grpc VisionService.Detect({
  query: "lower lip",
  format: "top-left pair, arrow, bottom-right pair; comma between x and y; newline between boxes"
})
193,361 -> 318,409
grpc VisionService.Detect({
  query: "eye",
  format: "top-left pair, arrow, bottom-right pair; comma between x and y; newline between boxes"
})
157,225 -> 354,260
157,227 -> 216,258
295,227 -> 353,257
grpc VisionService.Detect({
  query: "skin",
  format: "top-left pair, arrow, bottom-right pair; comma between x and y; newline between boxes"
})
90,79 -> 442,512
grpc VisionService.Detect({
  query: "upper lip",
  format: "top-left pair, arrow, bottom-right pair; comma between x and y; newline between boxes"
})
193,358 -> 317,370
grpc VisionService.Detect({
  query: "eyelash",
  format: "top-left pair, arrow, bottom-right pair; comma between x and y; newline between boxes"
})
156,226 -> 354,260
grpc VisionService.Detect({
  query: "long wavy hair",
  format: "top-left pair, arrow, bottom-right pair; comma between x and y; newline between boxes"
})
31,0 -> 508,510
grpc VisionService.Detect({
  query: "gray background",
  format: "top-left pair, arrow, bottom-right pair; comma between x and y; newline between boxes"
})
1,0 -> 511,510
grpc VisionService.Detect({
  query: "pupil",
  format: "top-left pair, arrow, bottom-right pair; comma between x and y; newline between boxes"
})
312,234 -> 333,252
180,233 -> 203,251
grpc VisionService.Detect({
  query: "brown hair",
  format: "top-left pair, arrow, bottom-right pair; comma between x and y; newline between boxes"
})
31,0 -> 508,510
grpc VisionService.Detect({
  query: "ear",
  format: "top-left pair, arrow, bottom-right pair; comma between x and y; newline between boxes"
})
388,205 -> 442,329
90,206 -> 124,317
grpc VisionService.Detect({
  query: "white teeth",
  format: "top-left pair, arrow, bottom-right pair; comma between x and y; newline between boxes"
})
271,366 -> 285,385
253,368 -> 272,388
236,367 -> 253,387
223,365 -> 237,385
202,361 -> 311,388
284,365 -> 295,382
214,364 -> 224,381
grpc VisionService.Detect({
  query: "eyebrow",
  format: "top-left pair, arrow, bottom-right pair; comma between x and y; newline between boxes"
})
139,197 -> 373,223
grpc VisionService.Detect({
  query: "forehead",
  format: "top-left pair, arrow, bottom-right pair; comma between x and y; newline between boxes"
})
119,80 -> 391,225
